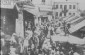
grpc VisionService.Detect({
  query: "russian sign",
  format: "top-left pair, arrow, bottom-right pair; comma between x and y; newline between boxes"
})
0,0 -> 16,9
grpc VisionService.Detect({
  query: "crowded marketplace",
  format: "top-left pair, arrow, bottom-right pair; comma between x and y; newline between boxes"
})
1,0 -> 85,55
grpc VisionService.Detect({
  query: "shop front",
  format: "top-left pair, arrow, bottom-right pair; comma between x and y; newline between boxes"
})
23,10 -> 35,32
15,1 -> 39,37
1,7 -> 18,35
38,5 -> 53,26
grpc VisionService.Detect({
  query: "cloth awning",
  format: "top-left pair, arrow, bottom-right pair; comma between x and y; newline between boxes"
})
24,7 -> 40,16
51,34 -> 85,45
16,0 -> 40,16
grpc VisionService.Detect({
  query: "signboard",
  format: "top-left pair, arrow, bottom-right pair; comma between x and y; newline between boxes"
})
0,0 -> 16,9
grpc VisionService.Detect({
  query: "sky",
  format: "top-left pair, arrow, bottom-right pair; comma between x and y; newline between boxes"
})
53,0 -> 85,10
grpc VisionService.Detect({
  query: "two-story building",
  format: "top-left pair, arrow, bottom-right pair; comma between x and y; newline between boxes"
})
53,2 -> 79,19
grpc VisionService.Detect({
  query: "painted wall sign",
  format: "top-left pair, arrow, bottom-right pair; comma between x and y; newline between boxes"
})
1,0 -> 17,9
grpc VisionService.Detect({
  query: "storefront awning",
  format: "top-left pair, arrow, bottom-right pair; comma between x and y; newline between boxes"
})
51,35 -> 85,45
16,0 -> 40,16
24,7 -> 40,16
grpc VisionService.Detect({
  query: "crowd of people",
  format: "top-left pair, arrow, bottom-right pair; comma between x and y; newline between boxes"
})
1,19 -> 84,55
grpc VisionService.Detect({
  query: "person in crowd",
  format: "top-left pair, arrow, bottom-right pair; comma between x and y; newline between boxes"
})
73,52 -> 80,55
47,26 -> 51,38
0,50 -> 3,55
65,22 -> 70,36
24,29 -> 33,48
34,26 -> 41,36
26,29 -> 33,39
18,36 -> 24,54
43,26 -> 48,37
1,31 -> 5,36
1,37 -> 5,47
10,33 -> 17,44
56,27 -> 61,34
9,46 -> 19,55
23,30 -> 33,55
1,37 -> 5,55
1,31 -> 6,46
42,38 -> 51,55
50,27 -> 54,36
1,34 -> 11,55
63,21 -> 67,36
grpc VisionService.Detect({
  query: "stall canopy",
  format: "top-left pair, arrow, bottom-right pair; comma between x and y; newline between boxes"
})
51,34 -> 85,45
24,7 -> 39,16
1,0 -> 40,16
16,0 -> 39,16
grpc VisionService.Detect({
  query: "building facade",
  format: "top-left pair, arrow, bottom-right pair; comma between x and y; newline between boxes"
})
53,2 -> 79,19
16,0 -> 39,37
32,0 -> 52,6
31,0 -> 53,25
1,0 -> 18,35
1,0 -> 39,37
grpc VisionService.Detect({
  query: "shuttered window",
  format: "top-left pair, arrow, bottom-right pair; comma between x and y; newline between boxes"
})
73,5 -> 75,9
56,12 -> 58,16
56,5 -> 58,9
60,5 -> 62,9
69,5 -> 72,9
42,0 -> 45,2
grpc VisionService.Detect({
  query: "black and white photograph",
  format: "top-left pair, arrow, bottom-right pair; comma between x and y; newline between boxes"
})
0,0 -> 85,55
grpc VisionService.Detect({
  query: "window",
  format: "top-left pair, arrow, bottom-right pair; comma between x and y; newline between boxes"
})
69,13 -> 71,15
42,0 -> 45,4
60,5 -> 62,9
53,5 -> 56,9
64,13 -> 66,16
56,5 -> 58,9
73,13 -> 75,15
60,13 -> 62,16
64,5 -> 67,10
42,0 -> 45,2
69,5 -> 72,9
73,5 -> 75,9
56,12 -> 58,16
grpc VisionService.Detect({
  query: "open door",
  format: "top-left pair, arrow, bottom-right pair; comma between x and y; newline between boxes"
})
23,10 -> 35,32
